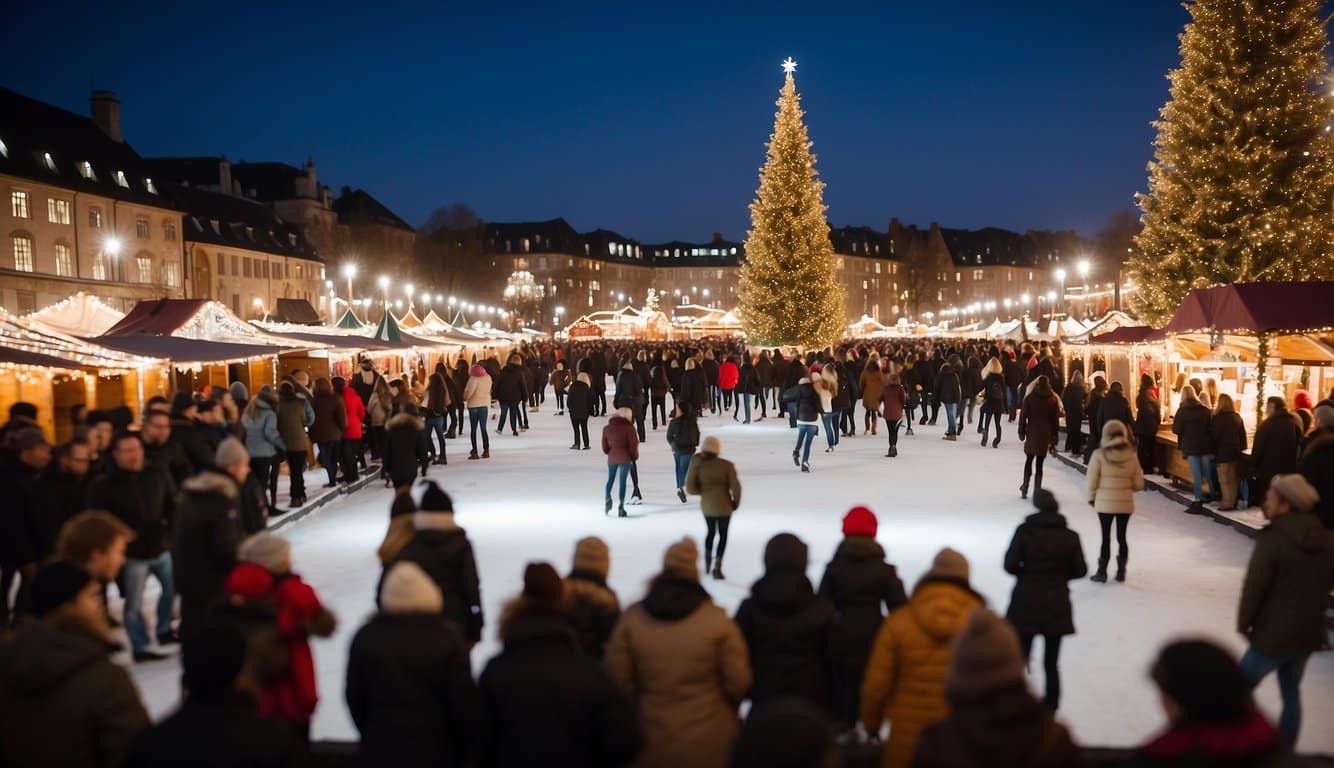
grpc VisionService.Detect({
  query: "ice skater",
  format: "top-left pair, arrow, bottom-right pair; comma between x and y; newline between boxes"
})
685,436 -> 741,579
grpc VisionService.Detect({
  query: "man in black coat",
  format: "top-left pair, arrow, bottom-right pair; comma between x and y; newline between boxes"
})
0,427 -> 51,626
480,563 -> 642,768
1003,352 -> 1025,421
1095,381 -> 1135,441
1251,396 -> 1306,507
141,409 -> 192,487
614,360 -> 646,441
1299,406 -> 1334,529
389,482 -> 484,644
32,437 -> 92,562
169,395 -> 224,475
173,456 -> 244,642
680,359 -> 709,418
495,356 -> 529,436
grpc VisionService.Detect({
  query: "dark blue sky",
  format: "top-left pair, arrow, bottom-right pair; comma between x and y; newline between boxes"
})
5,1 -> 1189,241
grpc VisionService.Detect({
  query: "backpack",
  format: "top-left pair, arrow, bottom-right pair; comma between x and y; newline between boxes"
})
986,376 -> 1005,403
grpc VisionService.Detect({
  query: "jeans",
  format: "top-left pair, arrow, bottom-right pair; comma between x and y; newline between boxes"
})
1240,648 -> 1308,750
250,456 -> 278,508
286,450 -> 307,502
317,440 -> 340,485
1,564 -> 32,626
571,415 -> 590,448
469,406 -> 490,452
944,402 -> 958,435
1187,454 -> 1215,501
605,463 -> 631,504
734,392 -> 752,422
498,401 -> 522,434
1020,634 -> 1064,710
821,413 -> 839,449
1097,513 -> 1129,561
795,424 -> 819,464
674,452 -> 693,489
425,414 -> 446,458
122,551 -> 175,653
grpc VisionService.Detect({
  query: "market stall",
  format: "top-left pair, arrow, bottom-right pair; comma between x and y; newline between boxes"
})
22,292 -> 126,337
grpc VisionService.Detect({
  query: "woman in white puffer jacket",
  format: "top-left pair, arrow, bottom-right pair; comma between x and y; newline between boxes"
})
1086,419 -> 1144,584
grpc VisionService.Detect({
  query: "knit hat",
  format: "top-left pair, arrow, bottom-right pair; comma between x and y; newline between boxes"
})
379,561 -> 444,615
181,622 -> 246,696
523,562 -> 565,608
732,699 -> 837,768
224,562 -> 275,600
842,506 -> 878,537
1152,640 -> 1252,722
947,607 -> 1026,696
390,491 -> 416,519
924,547 -> 970,582
229,381 -> 248,402
170,392 -> 196,417
700,435 -> 721,454
663,536 -> 700,581
572,536 -> 611,578
1314,404 -> 1334,429
239,532 -> 292,575
1294,390 -> 1315,411
215,436 -> 248,469
470,364 -> 487,377
809,364 -> 822,374
1270,474 -> 1320,513
763,533 -> 808,572
419,480 -> 453,512
1031,488 -> 1059,516
30,561 -> 94,618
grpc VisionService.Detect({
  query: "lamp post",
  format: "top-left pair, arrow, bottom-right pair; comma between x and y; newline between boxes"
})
105,235 -> 122,282
342,264 -> 357,319
377,275 -> 390,319
1077,259 -> 1091,319
1054,268 -> 1067,319
404,283 -> 414,314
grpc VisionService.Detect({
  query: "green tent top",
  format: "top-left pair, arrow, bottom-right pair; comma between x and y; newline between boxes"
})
336,308 -> 364,329
373,307 -> 403,343
451,310 -> 471,329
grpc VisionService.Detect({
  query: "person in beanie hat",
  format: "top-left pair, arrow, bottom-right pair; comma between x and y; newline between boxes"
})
1002,488 -> 1087,710
731,699 -> 839,768
481,561 -> 642,768
564,536 -> 621,660
686,433 -> 741,578
818,506 -> 906,732
735,533 -> 835,713
377,490 -> 417,565
1236,473 -> 1334,750
912,607 -> 1084,768
346,561 -> 482,765
604,537 -> 751,768
390,480 -> 484,645
1134,640 -> 1284,767
861,547 -> 982,768
215,436 -> 268,535
0,562 -> 150,767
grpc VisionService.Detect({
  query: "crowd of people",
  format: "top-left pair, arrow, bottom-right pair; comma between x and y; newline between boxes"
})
1,336 -> 1332,768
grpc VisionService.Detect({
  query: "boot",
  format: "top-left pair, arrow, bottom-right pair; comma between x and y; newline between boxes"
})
605,497 -> 613,516
705,549 -> 713,575
618,505 -> 627,518
1115,554 -> 1127,582
993,435 -> 1001,448
445,429 -> 456,439
981,432 -> 988,447
481,449 -> 490,459
712,558 -> 725,580
888,445 -> 898,457
677,487 -> 687,503
792,450 -> 800,467
1020,480 -> 1029,499
1091,558 -> 1109,583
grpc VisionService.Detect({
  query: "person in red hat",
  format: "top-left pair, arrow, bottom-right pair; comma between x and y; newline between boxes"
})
816,506 -> 906,733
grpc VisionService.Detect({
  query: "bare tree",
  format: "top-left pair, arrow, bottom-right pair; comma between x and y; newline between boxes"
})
900,235 -> 939,319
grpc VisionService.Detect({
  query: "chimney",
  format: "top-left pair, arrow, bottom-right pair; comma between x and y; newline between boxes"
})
712,232 -> 724,244
218,156 -> 232,196
90,90 -> 122,143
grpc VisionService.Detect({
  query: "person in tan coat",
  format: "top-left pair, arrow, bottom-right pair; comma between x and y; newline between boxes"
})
860,548 -> 982,768
685,435 -> 741,579
1086,419 -> 1144,584
604,537 -> 752,768
860,361 -> 886,436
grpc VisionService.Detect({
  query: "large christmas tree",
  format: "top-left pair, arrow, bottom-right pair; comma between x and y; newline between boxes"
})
737,59 -> 846,348
1129,0 -> 1334,324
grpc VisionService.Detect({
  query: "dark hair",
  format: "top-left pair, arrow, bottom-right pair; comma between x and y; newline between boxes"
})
1266,396 -> 1287,411
146,395 -> 169,411
8,402 -> 37,421
111,431 -> 143,450
54,437 -> 91,460
195,399 -> 218,414
1151,640 -> 1252,723
279,381 -> 295,395
85,409 -> 110,427
144,409 -> 170,423
332,376 -> 346,393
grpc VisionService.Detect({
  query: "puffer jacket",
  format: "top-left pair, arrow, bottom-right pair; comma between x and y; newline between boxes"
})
1087,422 -> 1145,514
782,379 -> 821,423
342,386 -> 366,440
276,390 -> 313,452
462,367 -> 494,409
1172,401 -> 1213,457
564,573 -> 621,661
718,361 -> 739,391
734,547 -> 834,710
241,396 -> 286,458
880,379 -> 908,422
1004,511 -> 1087,637
601,415 -> 640,465
860,368 -> 885,410
1019,390 -> 1061,457
860,578 -> 982,768
685,452 -> 740,518
1238,510 -> 1334,655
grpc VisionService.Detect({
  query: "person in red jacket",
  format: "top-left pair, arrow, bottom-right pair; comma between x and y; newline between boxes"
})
334,376 -> 365,485
718,356 -> 740,412
601,407 -> 640,519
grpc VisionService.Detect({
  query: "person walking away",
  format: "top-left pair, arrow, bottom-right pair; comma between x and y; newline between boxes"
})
815,365 -> 839,451
463,363 -> 493,459
614,357 -> 647,444
309,377 -> 346,489
1081,374 -> 1107,465
1134,374 -> 1162,477
366,377 -> 393,462
1062,370 -> 1086,456
382,403 -> 428,491
686,435 -> 741,579
666,403 -> 699,503
911,607 -> 1085,768
377,491 -> 417,565
735,356 -> 758,423
784,369 -> 822,472
719,355 -> 740,412
1236,474 -> 1334,750
173,438 -> 249,641
1003,489 -> 1088,710
0,562 -> 150,767
880,371 -> 909,458
960,355 -> 983,428
1086,420 -> 1144,583
832,362 -> 855,438
680,358 -> 708,417
861,548 -> 982,768
602,407 -> 639,518
241,385 -> 287,510
449,359 -> 470,437
979,357 -> 1007,449
550,359 -> 571,416
334,377 -> 365,484
496,354 -> 529,437
703,349 -> 722,414
1172,385 -> 1215,512
567,371 -> 593,450
0,427 -> 51,625
603,537 -> 752,768
1211,393 -> 1249,511
1250,396 -> 1305,509
649,356 -> 671,428
564,536 -> 621,660
1018,376 -> 1060,499
480,562 -> 642,768
275,381 -> 313,510
1003,351 -> 1025,422
735,532 -> 834,713
424,372 -> 450,465
935,360 -> 962,440
1299,404 -> 1334,529
389,481 -> 484,646
861,360 -> 885,435
817,506 -> 906,733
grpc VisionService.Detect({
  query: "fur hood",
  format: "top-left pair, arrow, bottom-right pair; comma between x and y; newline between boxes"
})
566,573 -> 620,613
181,468 -> 239,499
387,412 -> 423,431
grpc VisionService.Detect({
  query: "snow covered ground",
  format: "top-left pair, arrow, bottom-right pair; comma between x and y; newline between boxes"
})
128,397 -> 1334,753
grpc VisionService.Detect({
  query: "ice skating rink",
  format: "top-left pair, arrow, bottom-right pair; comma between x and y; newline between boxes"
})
130,401 -> 1334,752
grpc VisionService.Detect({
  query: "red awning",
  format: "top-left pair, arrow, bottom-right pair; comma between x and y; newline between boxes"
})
102,298 -> 212,336
1088,325 -> 1163,345
1159,282 -> 1334,335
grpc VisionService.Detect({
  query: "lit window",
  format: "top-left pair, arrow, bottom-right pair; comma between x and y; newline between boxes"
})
863,280 -> 869,290
91,251 -> 108,280
217,252 -> 225,275
135,218 -> 149,238
608,242 -> 616,256
145,178 -> 158,194
88,207 -> 103,228
955,271 -> 961,282
163,261 -> 179,287
114,171 -> 129,188
11,191 -> 29,219
12,235 -> 34,271
0,138 -> 7,157
79,161 -> 96,180
48,198 -> 71,225
521,238 -> 530,252
136,255 -> 152,283
54,243 -> 73,276
164,222 -> 177,242
244,257 -> 252,278
875,263 -> 881,274
42,153 -> 56,173
730,247 -> 737,255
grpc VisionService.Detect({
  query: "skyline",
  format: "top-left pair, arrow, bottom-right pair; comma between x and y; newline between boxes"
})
5,1 -> 1193,241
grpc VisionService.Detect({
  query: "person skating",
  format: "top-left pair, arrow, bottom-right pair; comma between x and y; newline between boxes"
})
462,363 -> 493,459
389,481 -> 484,646
563,536 -> 621,660
666,403 -> 699,502
614,358 -> 646,442
601,407 -> 639,517
734,355 -> 758,423
1003,489 -> 1088,710
783,369 -> 822,472
860,359 -> 885,435
879,371 -> 908,458
719,355 -> 740,413
1018,376 -> 1060,500
550,359 -> 571,416
686,435 -> 741,578
1086,420 -> 1145,582
979,356 -> 1007,448
567,371 -> 593,450
815,365 -> 840,451
935,359 -> 962,439
382,403 -> 428,491
495,354 -> 529,437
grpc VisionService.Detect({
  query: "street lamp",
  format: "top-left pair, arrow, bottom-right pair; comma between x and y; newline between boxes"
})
1077,259 -> 1091,318
405,283 -> 414,312
1054,268 -> 1067,317
105,236 -> 122,281
342,263 -> 357,317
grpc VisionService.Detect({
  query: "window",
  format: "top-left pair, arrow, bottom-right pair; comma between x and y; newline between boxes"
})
973,269 -> 984,281
135,218 -> 149,238
48,198 -> 71,224
875,262 -> 881,274
79,161 -> 96,180
54,242 -> 73,276
164,221 -> 176,241
163,261 -> 179,287
10,190 -> 29,219
91,251 -> 108,280
262,261 -> 269,279
145,178 -> 158,194
955,271 -> 961,282
42,153 -> 57,173
136,255 -> 152,283
231,254 -> 238,275
12,235 -> 33,271
537,256 -> 548,270
114,171 -> 129,188
217,252 -> 225,275
0,138 -> 7,158
521,238 -> 530,252
243,257 -> 252,278
88,207 -> 103,228
1028,271 -> 1034,281
590,280 -> 600,291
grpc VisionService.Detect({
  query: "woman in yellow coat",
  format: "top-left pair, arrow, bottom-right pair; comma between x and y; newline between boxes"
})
860,548 -> 981,768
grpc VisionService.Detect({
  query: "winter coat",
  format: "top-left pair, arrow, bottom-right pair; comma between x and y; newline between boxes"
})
87,465 -> 176,560
1211,410 -> 1248,464
276,392 -> 314,452
860,369 -> 885,410
680,368 -> 708,410
1084,390 -> 1106,449
685,452 -> 740,518
392,525 -> 484,643
259,573 -> 335,727
172,470 -> 243,638
32,465 -> 88,561
346,612 -> 481,766
565,573 -> 621,661
1087,430 -> 1145,515
463,370 -> 494,409
718,361 -> 740,391
934,366 -> 962,405
170,417 -> 222,474
861,578 -> 983,768
601,415 -> 640,465
735,568 -> 835,710
737,363 -> 759,397
366,389 -> 392,428
1172,401 -> 1213,457
1003,358 -> 1025,390
702,357 -> 720,387
832,368 -> 854,410
382,413 -> 426,487
309,391 -> 347,444
550,368 -> 572,395
880,381 -> 908,422
0,616 -> 150,767
1134,394 -> 1162,440
496,363 -> 528,405
1251,410 -> 1304,482
567,379 -> 592,420
756,356 -> 775,388
603,576 -> 752,768
481,609 -> 642,768
125,691 -> 301,768
910,683 -> 1085,768
1096,391 -> 1134,439
242,397 -> 287,458
144,438 -> 192,487
981,373 -> 1007,415
649,365 -> 670,398
1237,510 -> 1334,655
1004,511 -> 1088,636
1126,712 -> 1296,768
817,536 -> 907,671
1062,382 -> 1086,432
666,414 -> 699,455
1018,391 -> 1061,457
614,368 -> 644,409
342,386 -> 367,440
782,380 -> 821,423
1299,429 -> 1334,529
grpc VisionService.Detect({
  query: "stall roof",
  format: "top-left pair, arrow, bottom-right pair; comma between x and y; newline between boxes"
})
1088,325 -> 1161,345
336,308 -> 366,329
103,299 -> 303,347
4,308 -> 157,371
272,298 -> 322,325
22,292 -> 125,336
91,335 -> 286,364
1161,281 -> 1334,335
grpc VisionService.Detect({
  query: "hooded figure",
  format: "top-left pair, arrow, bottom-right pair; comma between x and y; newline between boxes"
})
1087,419 -> 1145,583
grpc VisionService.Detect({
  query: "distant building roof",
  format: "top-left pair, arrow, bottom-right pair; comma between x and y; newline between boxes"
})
143,156 -> 227,190
645,237 -> 745,267
333,187 -> 413,232
583,228 -> 648,265
485,218 -> 585,257
230,161 -> 313,202
829,225 -> 889,258
166,184 -> 319,261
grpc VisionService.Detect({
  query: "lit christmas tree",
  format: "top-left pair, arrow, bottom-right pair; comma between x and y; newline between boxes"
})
738,58 -> 846,347
1130,0 -> 1334,324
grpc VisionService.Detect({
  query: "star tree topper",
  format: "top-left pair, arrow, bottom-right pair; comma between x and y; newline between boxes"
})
782,57 -> 797,74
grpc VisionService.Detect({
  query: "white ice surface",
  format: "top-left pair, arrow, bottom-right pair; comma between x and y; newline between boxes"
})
127,396 -> 1334,753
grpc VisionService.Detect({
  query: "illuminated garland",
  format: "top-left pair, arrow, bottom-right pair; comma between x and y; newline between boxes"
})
1256,331 -> 1269,423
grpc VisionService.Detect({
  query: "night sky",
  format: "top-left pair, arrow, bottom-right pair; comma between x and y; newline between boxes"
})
5,1 -> 1192,242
